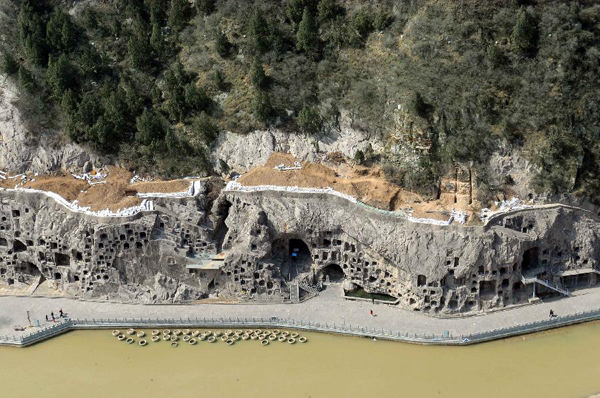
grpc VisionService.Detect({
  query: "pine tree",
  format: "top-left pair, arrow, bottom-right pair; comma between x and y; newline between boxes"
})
46,9 -> 77,53
46,54 -> 72,98
251,58 -> 268,89
317,0 -> 339,24
512,8 -> 538,54
17,66 -> 35,92
150,21 -> 163,57
298,104 -> 321,134
215,32 -> 231,58
168,0 -> 187,32
192,112 -> 219,144
296,7 -> 318,53
136,108 -> 165,145
249,9 -> 270,54
253,90 -> 272,122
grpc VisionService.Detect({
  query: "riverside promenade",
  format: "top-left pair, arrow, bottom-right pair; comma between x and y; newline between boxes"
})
2,284 -> 600,345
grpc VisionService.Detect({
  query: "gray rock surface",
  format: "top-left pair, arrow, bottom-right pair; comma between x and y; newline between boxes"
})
0,75 -> 104,174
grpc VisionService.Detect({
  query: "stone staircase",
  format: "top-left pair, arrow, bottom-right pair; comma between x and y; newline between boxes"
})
521,275 -> 571,296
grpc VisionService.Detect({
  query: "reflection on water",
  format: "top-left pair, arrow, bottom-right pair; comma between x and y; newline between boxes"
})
1,322 -> 600,398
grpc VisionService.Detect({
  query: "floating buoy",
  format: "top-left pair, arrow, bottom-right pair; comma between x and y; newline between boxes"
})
152,330 -> 160,336
250,334 -> 258,340
126,338 -> 135,345
214,331 -> 222,337
189,338 -> 197,345
139,340 -> 147,346
281,331 -> 290,338
171,341 -> 178,348
233,335 -> 240,342
163,329 -> 171,335
226,339 -> 235,346
221,335 -> 228,342
208,336 -> 216,343
288,338 -> 296,344
290,332 -> 299,338
183,335 -> 191,342
245,330 -> 253,335
183,329 -> 191,336
126,329 -> 135,336
112,330 -> 120,337
261,339 -> 269,346
254,329 -> 261,335
162,335 -> 170,341
199,335 -> 206,341
272,330 -> 280,335
118,334 -> 126,341
269,335 -> 277,341
137,331 -> 145,338
258,334 -> 266,340
278,336 -> 286,342
235,330 -> 243,335
151,336 -> 160,342
173,330 -> 182,336
192,330 -> 200,337
242,334 -> 250,340
298,337 -> 307,343
170,336 -> 179,342
225,330 -> 233,337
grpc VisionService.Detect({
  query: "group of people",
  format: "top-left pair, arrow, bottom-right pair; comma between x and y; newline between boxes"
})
44,309 -> 65,322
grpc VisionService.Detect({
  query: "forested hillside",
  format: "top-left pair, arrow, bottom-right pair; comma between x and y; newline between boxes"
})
1,0 -> 599,203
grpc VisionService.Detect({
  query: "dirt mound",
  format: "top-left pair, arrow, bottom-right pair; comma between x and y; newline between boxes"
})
133,180 -> 190,193
238,153 -> 419,211
0,166 -> 194,212
238,153 -> 476,222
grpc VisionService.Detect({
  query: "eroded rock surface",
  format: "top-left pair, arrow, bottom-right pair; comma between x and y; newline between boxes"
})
0,181 -> 598,316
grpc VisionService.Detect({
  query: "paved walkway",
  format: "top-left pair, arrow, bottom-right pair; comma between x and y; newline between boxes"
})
2,284 -> 600,339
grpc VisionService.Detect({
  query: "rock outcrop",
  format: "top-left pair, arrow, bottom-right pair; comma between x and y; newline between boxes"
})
0,180 -> 598,315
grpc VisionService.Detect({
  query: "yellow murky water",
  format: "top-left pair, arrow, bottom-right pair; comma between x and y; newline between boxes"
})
1,323 -> 600,398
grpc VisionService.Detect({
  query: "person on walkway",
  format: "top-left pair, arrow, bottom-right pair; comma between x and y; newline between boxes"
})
51,312 -> 55,322
45,315 -> 48,322
59,309 -> 64,318
370,309 -> 374,317
549,309 -> 554,318
372,298 -> 375,304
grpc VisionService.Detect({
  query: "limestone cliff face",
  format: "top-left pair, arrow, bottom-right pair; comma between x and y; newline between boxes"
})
0,182 -> 598,315
0,76 -> 103,174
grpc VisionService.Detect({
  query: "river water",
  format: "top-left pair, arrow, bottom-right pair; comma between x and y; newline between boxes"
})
1,322 -> 599,398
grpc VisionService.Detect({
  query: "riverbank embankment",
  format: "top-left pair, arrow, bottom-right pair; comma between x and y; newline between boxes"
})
3,284 -> 600,346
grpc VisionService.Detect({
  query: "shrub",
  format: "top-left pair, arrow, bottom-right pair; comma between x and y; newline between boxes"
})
192,112 -> 219,145
135,109 -> 166,145
215,32 -> 232,58
354,149 -> 365,164
196,0 -> 216,16
252,90 -> 273,122
297,104 -> 321,134
17,66 -> 35,92
296,8 -> 318,53
511,8 -> 538,54
251,58 -> 268,89
1,52 -> 19,75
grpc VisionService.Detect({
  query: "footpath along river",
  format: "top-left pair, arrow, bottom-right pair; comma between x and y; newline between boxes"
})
1,322 -> 600,398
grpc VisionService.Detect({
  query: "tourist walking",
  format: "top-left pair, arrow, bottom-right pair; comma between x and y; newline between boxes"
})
549,309 -> 555,318
51,312 -> 55,322
59,309 -> 64,318
45,315 -> 48,322
370,309 -> 374,317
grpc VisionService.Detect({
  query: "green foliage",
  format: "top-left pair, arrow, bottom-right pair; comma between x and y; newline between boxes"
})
296,8 -> 318,53
252,90 -> 273,123
184,83 -> 210,112
348,8 -> 374,47
486,45 -> 506,66
354,149 -> 365,164
214,69 -> 227,91
46,54 -> 73,98
136,108 -> 166,146
373,11 -> 394,31
60,89 -> 77,114
46,9 -> 77,53
287,0 -> 317,27
18,6 -> 47,66
511,8 -> 538,54
1,52 -> 19,75
251,58 -> 268,89
297,104 -> 321,134
17,66 -> 35,92
168,0 -> 188,32
249,9 -> 271,54
410,92 -> 428,118
215,32 -> 231,58
192,112 -> 219,145
197,0 -> 216,16
317,0 -> 341,24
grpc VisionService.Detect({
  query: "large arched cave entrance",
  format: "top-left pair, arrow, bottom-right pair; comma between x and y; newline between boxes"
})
319,263 -> 345,283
